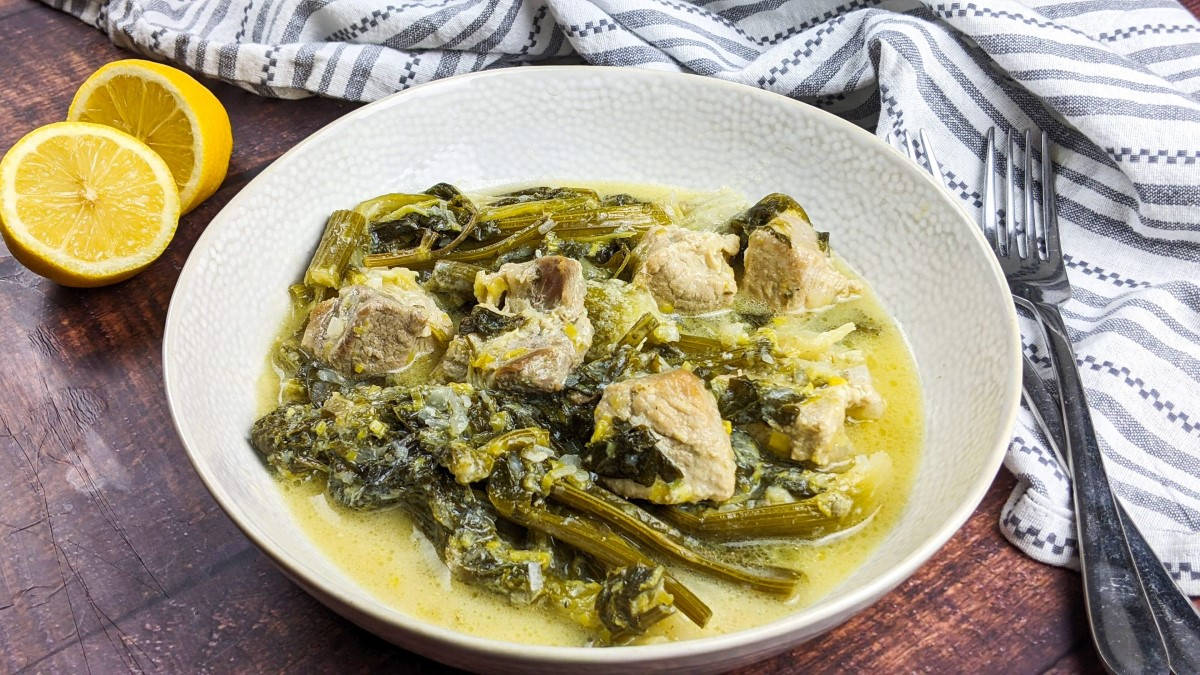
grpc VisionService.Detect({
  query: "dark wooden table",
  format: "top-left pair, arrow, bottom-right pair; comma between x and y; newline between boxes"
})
2,1 -> 1196,672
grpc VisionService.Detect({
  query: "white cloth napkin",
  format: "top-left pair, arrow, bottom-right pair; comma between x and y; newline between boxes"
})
46,0 -> 1200,594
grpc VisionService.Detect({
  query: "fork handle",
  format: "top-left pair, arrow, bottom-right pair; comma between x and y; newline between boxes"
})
1025,309 -> 1200,672
1035,303 -> 1169,674
1117,499 -> 1200,673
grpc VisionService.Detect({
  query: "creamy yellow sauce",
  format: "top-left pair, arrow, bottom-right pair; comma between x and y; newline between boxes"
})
258,182 -> 924,647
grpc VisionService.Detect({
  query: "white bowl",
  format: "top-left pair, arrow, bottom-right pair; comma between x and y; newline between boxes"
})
164,67 -> 1020,674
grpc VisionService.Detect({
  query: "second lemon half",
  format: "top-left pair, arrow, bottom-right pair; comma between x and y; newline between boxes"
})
68,59 -> 231,214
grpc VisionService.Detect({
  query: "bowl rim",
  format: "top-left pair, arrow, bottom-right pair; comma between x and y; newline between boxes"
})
163,65 -> 1021,665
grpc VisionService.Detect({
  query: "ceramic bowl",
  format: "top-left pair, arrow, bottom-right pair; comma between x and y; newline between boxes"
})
164,67 -> 1020,674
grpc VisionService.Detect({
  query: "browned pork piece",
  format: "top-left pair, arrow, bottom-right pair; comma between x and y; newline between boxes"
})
844,363 -> 886,420
777,386 -> 854,466
440,255 -> 593,392
763,371 -> 885,467
714,355 -> 886,469
302,284 -> 453,377
592,369 -> 736,504
475,255 -> 588,320
632,226 -> 741,314
434,332 -> 475,383
738,194 -> 862,312
470,311 -> 593,392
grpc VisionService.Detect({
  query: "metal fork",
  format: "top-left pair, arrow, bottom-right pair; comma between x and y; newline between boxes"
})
909,127 -> 1200,673
1019,304 -> 1200,675
980,127 -> 1200,674
905,131 -> 1073,467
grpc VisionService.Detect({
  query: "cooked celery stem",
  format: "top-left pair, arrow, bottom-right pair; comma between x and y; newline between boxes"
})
491,495 -> 711,628
610,248 -> 632,278
595,203 -> 670,229
617,321 -> 746,355
661,496 -> 857,539
551,484 -> 802,596
673,333 -> 726,353
304,210 -> 366,289
286,283 -> 317,324
430,260 -> 483,285
444,217 -> 556,263
618,313 -> 660,348
554,225 -> 645,241
670,334 -> 772,366
490,427 -> 551,451
430,211 -> 479,255
366,217 -> 554,268
352,193 -> 438,222
363,216 -> 636,269
424,260 -> 484,301
480,195 -> 597,230
485,203 -> 669,233
607,604 -> 675,644
363,230 -> 438,268
369,211 -> 482,268
288,283 -> 313,306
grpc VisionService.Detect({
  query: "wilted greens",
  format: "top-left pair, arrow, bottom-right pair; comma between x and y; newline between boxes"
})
253,184 -> 898,646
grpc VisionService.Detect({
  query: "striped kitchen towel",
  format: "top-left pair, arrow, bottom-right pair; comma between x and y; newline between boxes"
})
45,0 -> 1200,594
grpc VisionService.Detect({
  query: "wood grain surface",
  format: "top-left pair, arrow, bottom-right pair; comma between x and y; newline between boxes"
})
0,1 -> 1194,672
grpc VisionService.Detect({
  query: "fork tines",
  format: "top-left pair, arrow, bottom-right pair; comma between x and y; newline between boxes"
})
984,127 -> 1057,261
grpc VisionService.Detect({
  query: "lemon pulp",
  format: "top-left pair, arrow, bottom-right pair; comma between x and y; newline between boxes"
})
68,59 -> 231,213
0,122 -> 180,286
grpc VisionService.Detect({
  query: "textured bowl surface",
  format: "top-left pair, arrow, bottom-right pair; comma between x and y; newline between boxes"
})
164,67 -> 1020,674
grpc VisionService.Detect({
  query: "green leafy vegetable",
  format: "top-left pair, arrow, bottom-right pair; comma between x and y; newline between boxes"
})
585,419 -> 683,487
595,564 -> 675,642
728,192 -> 808,248
250,393 -> 683,642
458,305 -> 524,338
488,186 -> 600,207
366,216 -> 555,268
352,184 -> 496,267
716,376 -> 806,428
729,192 -> 837,257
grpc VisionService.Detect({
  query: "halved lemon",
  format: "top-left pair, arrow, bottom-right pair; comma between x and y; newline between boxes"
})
0,122 -> 181,287
67,59 -> 231,214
